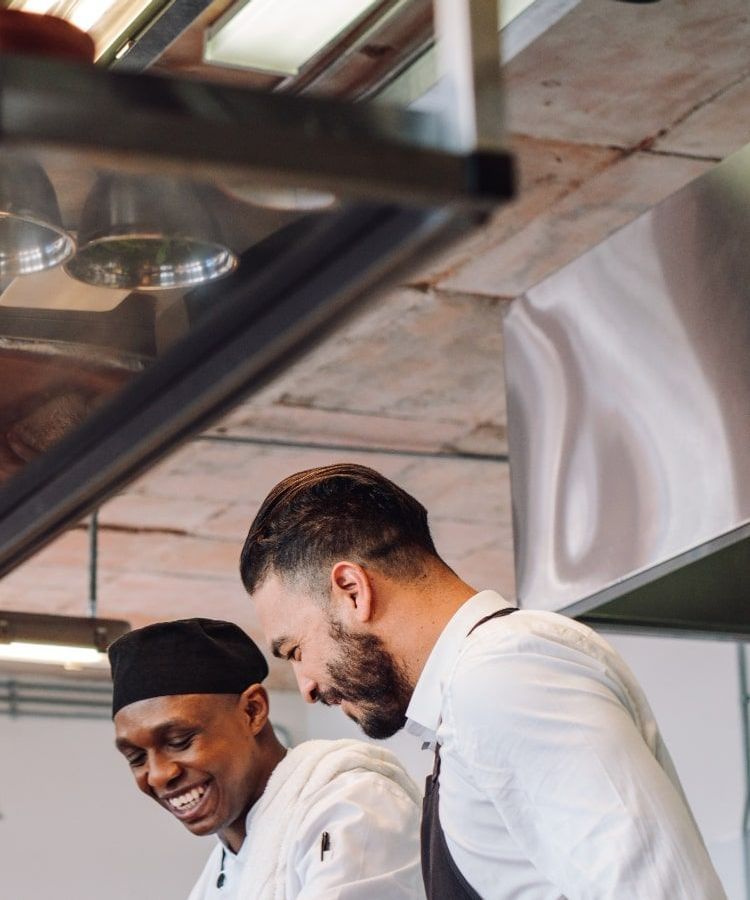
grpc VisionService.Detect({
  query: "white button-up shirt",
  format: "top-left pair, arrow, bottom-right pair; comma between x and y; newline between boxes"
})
406,590 -> 725,899
194,767 -> 424,899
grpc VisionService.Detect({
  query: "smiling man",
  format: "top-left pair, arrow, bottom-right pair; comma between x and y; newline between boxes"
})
241,464 -> 726,900
109,618 -> 425,899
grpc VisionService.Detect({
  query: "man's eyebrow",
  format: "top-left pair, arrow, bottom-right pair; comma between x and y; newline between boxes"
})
271,636 -> 292,659
115,737 -> 137,753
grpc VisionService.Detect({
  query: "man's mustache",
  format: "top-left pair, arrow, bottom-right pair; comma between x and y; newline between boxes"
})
317,688 -> 346,707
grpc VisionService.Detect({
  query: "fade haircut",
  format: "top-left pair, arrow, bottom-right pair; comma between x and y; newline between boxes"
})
240,464 -> 440,597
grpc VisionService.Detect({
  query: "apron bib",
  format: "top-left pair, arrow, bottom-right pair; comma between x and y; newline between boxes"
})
420,606 -> 519,900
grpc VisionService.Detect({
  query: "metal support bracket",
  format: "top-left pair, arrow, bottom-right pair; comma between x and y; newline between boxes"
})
433,0 -> 504,151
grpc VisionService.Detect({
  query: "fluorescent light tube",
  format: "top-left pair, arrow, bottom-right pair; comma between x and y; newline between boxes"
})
0,611 -> 129,670
0,641 -> 106,667
205,0 -> 380,76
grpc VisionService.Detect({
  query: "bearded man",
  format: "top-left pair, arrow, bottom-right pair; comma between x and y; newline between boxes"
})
241,463 -> 725,900
109,617 -> 424,899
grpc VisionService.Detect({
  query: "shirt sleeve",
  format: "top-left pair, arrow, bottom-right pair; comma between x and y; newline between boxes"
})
445,633 -> 726,900
290,768 -> 425,899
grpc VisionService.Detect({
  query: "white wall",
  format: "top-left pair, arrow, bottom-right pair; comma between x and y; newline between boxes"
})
0,641 -> 746,900
605,634 -> 746,900
0,714 -> 205,900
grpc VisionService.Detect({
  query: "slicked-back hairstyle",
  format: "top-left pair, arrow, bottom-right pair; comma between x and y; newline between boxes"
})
240,464 -> 440,596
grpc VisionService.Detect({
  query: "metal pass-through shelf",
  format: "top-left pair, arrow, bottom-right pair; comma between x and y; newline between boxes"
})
0,26 -> 513,576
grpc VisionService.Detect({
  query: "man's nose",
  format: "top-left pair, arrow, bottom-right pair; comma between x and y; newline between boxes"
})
295,668 -> 319,704
146,753 -> 181,793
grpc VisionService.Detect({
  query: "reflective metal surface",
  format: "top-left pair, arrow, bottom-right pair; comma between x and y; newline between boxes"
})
0,156 -> 75,277
66,174 -> 237,290
504,143 -> 750,624
0,46 -> 513,574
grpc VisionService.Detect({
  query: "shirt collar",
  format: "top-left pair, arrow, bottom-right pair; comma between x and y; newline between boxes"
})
405,590 -> 512,743
218,801 -> 260,859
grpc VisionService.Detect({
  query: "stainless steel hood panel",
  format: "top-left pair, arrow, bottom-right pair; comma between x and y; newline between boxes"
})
503,144 -> 750,633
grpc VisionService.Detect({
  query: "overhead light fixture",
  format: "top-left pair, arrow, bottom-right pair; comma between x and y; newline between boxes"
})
205,0 -> 380,76
4,0 -> 166,61
0,610 -> 129,670
0,512 -> 130,671
0,156 -> 76,278
65,174 -> 237,291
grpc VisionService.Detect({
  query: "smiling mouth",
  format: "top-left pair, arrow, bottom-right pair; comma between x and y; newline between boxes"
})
163,781 -> 211,819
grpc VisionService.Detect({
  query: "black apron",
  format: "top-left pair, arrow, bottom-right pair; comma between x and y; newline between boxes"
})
420,606 -> 519,900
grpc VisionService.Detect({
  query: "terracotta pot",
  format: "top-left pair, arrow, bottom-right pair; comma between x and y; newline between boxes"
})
0,10 -> 95,63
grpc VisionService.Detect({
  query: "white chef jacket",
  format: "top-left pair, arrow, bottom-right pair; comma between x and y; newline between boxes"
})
191,758 -> 424,899
406,590 -> 726,900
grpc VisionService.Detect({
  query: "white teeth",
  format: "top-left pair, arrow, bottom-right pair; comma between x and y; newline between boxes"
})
168,784 -> 207,810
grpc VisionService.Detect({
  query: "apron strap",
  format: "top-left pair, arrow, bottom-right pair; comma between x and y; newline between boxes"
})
467,606 -> 519,636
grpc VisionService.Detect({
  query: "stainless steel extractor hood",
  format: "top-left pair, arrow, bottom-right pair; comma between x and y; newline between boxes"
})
0,3 -> 513,575
503,142 -> 750,639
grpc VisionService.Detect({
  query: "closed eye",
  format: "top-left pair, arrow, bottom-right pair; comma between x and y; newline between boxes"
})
165,729 -> 198,751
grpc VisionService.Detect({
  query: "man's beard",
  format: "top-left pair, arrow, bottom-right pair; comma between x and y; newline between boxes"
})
318,618 -> 413,740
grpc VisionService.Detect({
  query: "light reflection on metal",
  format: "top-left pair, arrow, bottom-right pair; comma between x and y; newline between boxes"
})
224,185 -> 338,212
65,174 -> 238,291
0,157 -> 75,277
433,0 -> 504,151
4,0 -> 163,60
504,143 -> 750,619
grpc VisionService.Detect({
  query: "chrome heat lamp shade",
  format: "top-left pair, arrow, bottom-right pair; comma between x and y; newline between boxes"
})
0,156 -> 76,277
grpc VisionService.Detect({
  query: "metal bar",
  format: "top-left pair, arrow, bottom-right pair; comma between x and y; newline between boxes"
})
0,611 -> 129,647
0,56 -> 513,206
0,679 -> 111,695
578,617 -> 750,643
88,510 -> 98,619
0,693 -> 110,710
433,0 -> 503,151
198,433 -> 509,463
739,644 -> 750,899
560,521 -> 750,621
111,0 -> 215,72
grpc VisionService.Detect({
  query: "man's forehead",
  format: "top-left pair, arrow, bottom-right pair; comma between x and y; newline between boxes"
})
252,571 -> 296,605
252,574 -> 324,641
253,573 -> 309,626
114,693 -> 227,730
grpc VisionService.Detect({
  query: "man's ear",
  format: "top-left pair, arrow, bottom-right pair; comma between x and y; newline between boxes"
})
239,684 -> 270,735
329,561 -> 373,624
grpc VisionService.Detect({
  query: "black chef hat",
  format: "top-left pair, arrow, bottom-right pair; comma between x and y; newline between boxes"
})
109,618 -> 269,717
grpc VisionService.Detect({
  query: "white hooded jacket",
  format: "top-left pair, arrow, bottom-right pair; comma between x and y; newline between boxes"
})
187,738 -> 425,900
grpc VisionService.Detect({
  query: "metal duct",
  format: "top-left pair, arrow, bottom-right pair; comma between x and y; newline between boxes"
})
0,678 -> 112,720
503,142 -> 750,637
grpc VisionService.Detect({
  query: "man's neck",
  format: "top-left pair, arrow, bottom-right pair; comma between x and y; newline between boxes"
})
219,741 -> 288,854
392,568 -> 477,691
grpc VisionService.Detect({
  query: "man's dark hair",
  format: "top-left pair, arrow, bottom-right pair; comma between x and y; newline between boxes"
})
240,464 -> 440,595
